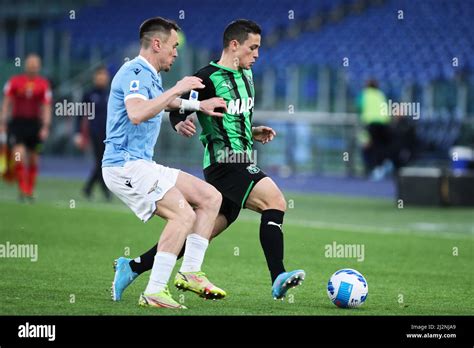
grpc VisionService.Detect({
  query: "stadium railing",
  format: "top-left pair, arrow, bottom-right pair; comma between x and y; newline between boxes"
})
156,110 -> 361,177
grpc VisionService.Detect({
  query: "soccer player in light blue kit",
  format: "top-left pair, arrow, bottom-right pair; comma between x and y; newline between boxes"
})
102,17 -> 228,309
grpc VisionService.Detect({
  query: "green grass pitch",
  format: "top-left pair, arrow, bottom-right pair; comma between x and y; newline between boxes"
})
0,178 -> 472,315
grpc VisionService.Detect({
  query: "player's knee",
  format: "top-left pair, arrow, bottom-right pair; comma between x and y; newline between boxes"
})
274,194 -> 287,212
182,211 -> 197,231
209,188 -> 222,211
265,192 -> 286,212
201,186 -> 222,212
177,203 -> 196,230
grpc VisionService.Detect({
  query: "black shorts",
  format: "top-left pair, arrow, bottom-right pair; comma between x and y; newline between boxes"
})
203,162 -> 267,226
8,118 -> 42,151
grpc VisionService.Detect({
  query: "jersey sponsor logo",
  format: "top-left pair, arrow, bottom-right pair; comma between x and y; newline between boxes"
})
133,68 -> 142,75
129,80 -> 140,92
227,97 -> 254,115
246,164 -> 260,174
125,178 -> 133,188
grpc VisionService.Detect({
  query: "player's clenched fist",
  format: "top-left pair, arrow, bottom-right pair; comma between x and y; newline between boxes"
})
173,76 -> 205,95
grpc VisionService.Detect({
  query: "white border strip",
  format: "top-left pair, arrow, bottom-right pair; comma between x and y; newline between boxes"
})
124,93 -> 148,102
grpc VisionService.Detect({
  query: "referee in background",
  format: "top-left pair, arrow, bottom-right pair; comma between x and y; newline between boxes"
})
1,53 -> 52,202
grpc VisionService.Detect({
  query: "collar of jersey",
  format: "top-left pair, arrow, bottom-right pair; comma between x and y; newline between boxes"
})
210,61 -> 240,74
137,55 -> 158,76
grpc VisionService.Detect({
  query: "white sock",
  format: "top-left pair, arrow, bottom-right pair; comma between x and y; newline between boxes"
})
144,252 -> 177,294
180,233 -> 209,273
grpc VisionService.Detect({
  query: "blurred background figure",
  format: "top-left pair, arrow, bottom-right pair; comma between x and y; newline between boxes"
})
74,66 -> 111,201
389,111 -> 417,173
357,79 -> 392,180
0,53 -> 52,202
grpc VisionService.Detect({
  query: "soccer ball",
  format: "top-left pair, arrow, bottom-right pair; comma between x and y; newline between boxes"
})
327,269 -> 368,308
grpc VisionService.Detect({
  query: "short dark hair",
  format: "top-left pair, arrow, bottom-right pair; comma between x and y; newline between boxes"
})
223,19 -> 261,48
366,79 -> 379,88
94,65 -> 108,74
139,17 -> 181,48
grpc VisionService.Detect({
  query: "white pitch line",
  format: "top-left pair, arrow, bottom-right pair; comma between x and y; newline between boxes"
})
237,215 -> 474,241
1,197 -> 472,241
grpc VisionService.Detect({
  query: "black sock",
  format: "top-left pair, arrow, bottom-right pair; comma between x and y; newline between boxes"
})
129,242 -> 186,275
260,209 -> 286,284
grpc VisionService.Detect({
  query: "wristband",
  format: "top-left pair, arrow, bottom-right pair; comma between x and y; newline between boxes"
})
180,99 -> 200,112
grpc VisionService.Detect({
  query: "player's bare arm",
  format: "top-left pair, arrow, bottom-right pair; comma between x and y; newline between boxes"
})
168,96 -> 226,117
0,95 -> 11,134
173,97 -> 227,137
39,103 -> 52,141
125,76 -> 204,125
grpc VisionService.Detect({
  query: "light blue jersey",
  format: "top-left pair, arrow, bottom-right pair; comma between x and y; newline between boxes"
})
102,56 -> 164,167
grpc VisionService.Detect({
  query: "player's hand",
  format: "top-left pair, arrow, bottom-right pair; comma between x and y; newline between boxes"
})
252,126 -> 276,144
174,76 -> 205,95
175,117 -> 196,137
39,126 -> 49,141
200,97 -> 227,117
0,128 -> 6,145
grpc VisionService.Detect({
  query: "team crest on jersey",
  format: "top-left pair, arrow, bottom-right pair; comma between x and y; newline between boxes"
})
129,80 -> 139,92
147,179 -> 162,195
246,164 -> 260,174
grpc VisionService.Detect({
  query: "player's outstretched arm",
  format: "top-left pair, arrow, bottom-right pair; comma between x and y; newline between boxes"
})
167,97 -> 226,116
169,97 -> 227,138
126,76 -> 204,125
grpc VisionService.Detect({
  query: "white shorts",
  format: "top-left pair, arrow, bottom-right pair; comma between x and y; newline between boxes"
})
102,160 -> 180,222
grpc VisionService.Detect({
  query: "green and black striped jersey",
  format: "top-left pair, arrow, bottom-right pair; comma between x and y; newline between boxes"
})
169,61 -> 255,169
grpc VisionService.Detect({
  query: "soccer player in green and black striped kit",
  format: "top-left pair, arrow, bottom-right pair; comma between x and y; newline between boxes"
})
112,20 -> 305,300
